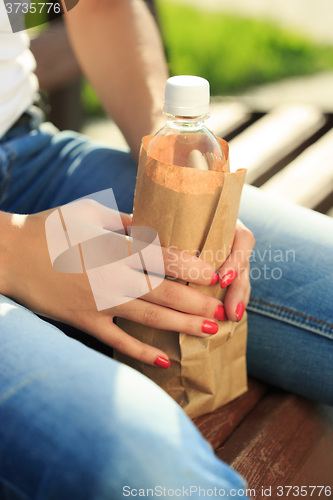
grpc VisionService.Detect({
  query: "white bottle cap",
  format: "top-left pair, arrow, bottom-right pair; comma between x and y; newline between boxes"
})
163,75 -> 210,117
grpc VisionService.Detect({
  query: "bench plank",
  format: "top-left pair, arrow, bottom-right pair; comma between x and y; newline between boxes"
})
229,105 -> 325,180
208,102 -> 251,138
217,390 -> 333,496
261,128 -> 333,209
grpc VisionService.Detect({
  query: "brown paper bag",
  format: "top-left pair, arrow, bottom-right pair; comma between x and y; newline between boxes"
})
115,135 -> 248,418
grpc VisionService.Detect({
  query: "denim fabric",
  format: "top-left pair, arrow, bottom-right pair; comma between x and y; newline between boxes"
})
239,186 -> 333,405
0,298 -> 246,499
0,120 -> 332,499
0,120 -> 137,214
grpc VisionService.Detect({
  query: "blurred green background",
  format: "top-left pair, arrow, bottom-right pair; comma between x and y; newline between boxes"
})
82,0 -> 333,115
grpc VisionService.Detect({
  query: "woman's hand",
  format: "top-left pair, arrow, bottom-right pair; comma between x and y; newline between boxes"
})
218,219 -> 255,322
0,201 -> 223,369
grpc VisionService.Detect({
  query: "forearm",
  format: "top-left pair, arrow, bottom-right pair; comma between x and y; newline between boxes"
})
63,0 -> 169,161
0,211 -> 28,298
0,212 -> 11,295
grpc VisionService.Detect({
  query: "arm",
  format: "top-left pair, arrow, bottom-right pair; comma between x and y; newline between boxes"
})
62,0 -> 169,161
0,205 -> 223,366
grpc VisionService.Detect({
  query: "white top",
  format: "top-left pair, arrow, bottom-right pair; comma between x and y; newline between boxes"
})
164,75 -> 210,117
0,3 -> 38,138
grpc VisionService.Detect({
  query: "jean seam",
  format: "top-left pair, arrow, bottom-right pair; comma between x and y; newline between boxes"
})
248,298 -> 333,340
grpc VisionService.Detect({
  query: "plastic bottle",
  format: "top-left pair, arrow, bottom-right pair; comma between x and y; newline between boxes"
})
147,75 -> 224,171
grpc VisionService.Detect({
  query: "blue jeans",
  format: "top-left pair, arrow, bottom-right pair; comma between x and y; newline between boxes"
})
0,120 -> 332,499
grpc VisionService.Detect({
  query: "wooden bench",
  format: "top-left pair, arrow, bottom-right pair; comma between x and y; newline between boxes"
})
193,381 -> 333,497
208,100 -> 333,215
30,13 -> 333,499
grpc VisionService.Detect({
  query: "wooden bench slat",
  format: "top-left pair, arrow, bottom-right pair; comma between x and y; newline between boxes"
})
208,102 -> 251,138
217,390 -> 333,496
261,128 -> 333,209
229,105 -> 325,180
192,378 -> 268,451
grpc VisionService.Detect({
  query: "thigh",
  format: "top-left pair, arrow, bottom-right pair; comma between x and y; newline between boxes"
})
239,185 -> 333,404
0,123 -> 137,215
0,295 -> 247,500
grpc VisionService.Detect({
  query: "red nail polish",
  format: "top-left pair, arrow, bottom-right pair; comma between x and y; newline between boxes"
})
210,272 -> 218,285
202,320 -> 218,335
235,302 -> 245,322
214,304 -> 226,321
220,270 -> 238,289
154,356 -> 171,368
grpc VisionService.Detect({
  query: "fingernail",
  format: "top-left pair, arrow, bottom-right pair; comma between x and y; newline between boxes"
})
154,356 -> 171,368
202,320 -> 218,335
220,270 -> 238,288
210,272 -> 218,285
235,302 -> 245,322
214,304 -> 226,321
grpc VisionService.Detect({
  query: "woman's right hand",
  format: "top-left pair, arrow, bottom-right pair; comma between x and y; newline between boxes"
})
0,200 -> 224,368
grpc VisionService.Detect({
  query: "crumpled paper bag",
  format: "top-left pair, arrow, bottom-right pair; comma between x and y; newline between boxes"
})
115,135 -> 248,418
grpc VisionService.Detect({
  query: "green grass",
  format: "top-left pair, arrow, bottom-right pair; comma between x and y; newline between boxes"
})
82,0 -> 333,114
156,0 -> 333,95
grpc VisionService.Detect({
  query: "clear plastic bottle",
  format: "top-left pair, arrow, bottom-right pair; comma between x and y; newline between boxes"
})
147,75 -> 224,171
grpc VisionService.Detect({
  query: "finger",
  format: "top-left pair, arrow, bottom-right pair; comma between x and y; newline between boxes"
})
163,247 -> 218,286
84,314 -> 172,369
223,264 -> 251,322
218,220 -> 255,288
244,285 -> 251,311
126,241 -> 218,287
138,278 -> 226,322
117,298 -> 220,338
125,225 -> 218,286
